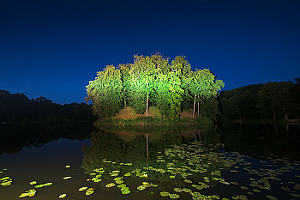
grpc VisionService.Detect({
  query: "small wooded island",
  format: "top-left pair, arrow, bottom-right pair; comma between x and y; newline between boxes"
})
85,54 -> 224,126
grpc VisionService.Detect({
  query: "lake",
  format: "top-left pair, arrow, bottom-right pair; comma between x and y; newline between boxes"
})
0,122 -> 300,200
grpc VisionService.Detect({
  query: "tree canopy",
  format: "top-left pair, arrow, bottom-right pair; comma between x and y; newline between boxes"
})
86,54 -> 224,119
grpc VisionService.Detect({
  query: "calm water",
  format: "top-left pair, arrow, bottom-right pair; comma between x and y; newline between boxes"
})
0,122 -> 300,200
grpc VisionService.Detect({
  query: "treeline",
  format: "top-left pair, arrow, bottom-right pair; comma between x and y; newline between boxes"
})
220,79 -> 300,121
0,90 -> 92,124
86,54 -> 224,120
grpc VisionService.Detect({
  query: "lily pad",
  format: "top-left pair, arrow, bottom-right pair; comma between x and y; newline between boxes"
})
124,163 -> 133,166
160,191 -> 170,197
121,186 -> 130,194
35,182 -> 53,188
85,188 -> 94,195
265,195 -> 278,200
182,188 -> 192,193
29,181 -> 37,185
59,193 -> 67,198
290,193 -> 300,198
79,186 -> 88,192
115,179 -> 124,184
124,173 -> 131,177
117,184 -> 126,188
252,189 -> 261,193
106,183 -> 115,188
169,193 -> 180,199
137,185 -> 146,191
19,189 -> 36,198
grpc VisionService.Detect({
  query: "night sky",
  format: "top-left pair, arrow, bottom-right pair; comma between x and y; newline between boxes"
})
1,0 -> 299,104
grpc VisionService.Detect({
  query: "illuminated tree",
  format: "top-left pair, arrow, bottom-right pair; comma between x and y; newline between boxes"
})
119,63 -> 131,107
86,54 -> 224,120
187,69 -> 224,118
86,65 -> 123,117
128,55 -> 157,115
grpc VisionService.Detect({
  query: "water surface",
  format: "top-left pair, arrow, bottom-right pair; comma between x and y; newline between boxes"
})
0,123 -> 300,200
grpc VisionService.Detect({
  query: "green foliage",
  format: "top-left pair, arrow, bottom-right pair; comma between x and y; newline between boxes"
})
86,65 -> 123,117
86,54 -> 224,120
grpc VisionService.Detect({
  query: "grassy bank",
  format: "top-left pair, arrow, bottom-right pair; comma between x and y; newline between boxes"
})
94,106 -> 213,131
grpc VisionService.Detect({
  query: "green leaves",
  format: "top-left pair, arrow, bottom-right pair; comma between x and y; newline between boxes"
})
86,54 -> 224,119
86,65 -> 124,117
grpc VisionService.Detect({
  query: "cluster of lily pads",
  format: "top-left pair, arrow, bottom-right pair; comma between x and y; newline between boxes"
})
19,165 -> 84,199
19,182 -> 53,198
86,163 -> 158,195
0,169 -> 12,187
79,142 -> 238,199
219,150 -> 300,200
1,141 -> 300,199
81,141 -> 300,199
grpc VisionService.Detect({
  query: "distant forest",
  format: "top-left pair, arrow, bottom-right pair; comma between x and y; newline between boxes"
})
0,90 -> 92,124
220,78 -> 300,121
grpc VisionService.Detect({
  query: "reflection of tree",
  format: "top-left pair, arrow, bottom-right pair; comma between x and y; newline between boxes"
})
0,90 -> 93,154
81,126 -> 233,199
222,124 -> 300,160
82,129 -> 180,172
81,124 -> 219,173
0,121 -> 92,155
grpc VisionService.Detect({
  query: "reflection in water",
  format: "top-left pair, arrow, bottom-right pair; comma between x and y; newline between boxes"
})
0,121 -> 92,155
82,124 -> 219,172
82,125 -> 235,199
81,124 -> 300,199
0,122 -> 300,199
222,124 -> 300,161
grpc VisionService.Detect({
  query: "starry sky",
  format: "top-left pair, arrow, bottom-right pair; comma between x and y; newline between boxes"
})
1,0 -> 299,104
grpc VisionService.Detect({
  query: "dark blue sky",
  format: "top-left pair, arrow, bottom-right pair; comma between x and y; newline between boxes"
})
1,0 -> 299,104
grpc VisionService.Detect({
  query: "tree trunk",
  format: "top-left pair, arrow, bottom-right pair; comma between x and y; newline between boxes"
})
193,94 -> 196,118
146,133 -> 149,158
124,99 -> 126,107
273,109 -> 276,121
146,93 -> 149,116
239,116 -> 242,127
284,113 -> 288,121
197,95 -> 200,116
